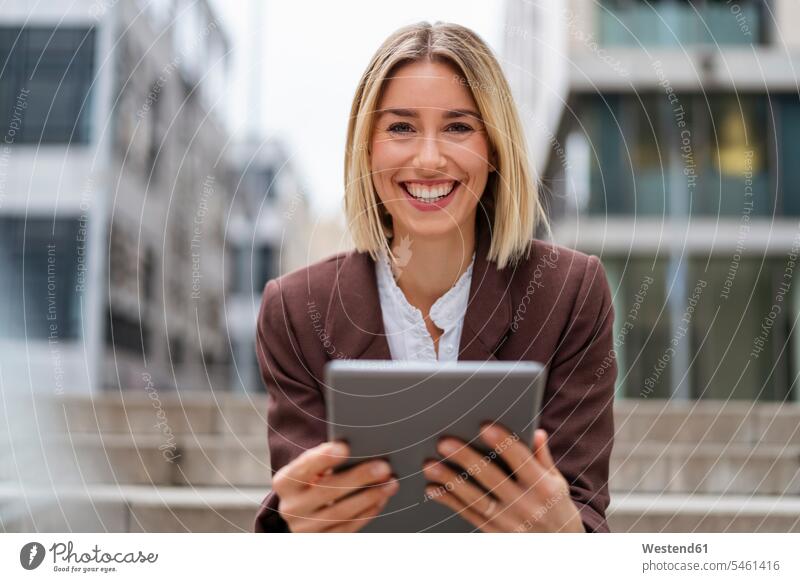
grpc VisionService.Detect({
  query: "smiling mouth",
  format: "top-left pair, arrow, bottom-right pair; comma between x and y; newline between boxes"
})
400,180 -> 460,203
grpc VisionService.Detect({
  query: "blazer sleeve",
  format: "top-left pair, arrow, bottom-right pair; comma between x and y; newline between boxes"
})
541,254 -> 616,533
253,278 -> 328,533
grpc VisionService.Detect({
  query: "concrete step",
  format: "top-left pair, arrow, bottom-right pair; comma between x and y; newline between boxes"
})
9,395 -> 799,495
54,393 -> 270,438
6,394 -> 796,533
608,494 -> 800,533
46,395 -> 800,453
14,435 -> 797,496
614,400 -> 800,446
609,442 -> 800,495
174,435 -> 270,487
3,435 -> 271,487
3,486 -> 798,533
51,395 -> 800,446
0,485 -> 264,533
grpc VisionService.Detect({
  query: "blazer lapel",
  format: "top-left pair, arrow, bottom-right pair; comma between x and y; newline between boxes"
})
325,250 -> 392,361
326,210 -> 512,362
458,211 -> 513,361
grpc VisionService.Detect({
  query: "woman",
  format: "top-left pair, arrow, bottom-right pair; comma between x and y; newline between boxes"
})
254,21 -> 616,533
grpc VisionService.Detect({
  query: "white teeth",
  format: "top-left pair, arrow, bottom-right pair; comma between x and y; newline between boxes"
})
404,181 -> 456,202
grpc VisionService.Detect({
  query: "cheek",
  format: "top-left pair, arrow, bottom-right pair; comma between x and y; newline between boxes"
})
371,141 -> 404,172
462,140 -> 492,173
369,145 -> 398,205
371,142 -> 408,190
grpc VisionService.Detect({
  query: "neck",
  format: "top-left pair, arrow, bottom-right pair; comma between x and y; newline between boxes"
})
388,219 -> 476,312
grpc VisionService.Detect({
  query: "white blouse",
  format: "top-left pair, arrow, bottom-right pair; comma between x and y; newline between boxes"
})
375,249 -> 475,362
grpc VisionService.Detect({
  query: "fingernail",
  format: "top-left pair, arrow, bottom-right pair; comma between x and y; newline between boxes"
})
438,439 -> 457,454
330,443 -> 347,456
371,461 -> 390,477
383,479 -> 399,492
481,424 -> 501,439
423,461 -> 440,475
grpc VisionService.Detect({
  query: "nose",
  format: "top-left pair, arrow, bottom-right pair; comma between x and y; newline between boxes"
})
412,134 -> 447,171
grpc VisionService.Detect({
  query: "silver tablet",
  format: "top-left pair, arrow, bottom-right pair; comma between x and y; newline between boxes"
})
323,359 -> 547,533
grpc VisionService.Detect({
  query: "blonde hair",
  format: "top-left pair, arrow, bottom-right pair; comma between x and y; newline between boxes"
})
344,21 -> 549,270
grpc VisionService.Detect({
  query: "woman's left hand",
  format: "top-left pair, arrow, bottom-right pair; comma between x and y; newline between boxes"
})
422,424 -> 586,533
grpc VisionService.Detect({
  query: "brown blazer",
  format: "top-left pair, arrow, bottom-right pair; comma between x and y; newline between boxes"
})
253,213 -> 617,532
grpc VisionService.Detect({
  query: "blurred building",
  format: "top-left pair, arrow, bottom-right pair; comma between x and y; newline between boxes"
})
226,137 -> 312,393
506,0 -> 800,403
0,0 -> 235,394
0,0 -> 322,533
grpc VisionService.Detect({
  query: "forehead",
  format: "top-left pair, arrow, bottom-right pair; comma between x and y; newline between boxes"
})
376,59 -> 478,112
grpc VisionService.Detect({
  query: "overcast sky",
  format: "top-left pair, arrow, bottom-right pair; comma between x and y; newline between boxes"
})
212,0 -> 507,217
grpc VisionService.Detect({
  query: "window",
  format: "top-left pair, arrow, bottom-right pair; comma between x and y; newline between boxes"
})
581,94 -> 631,215
106,311 -> 150,360
141,247 -> 155,302
630,94 -> 667,215
604,254 -> 798,402
261,167 -> 276,201
573,93 -> 780,218
145,78 -> 162,178
169,335 -> 184,366
0,217 -> 82,340
692,94 -> 770,216
604,256 -> 673,399
255,245 -> 277,292
0,26 -> 96,143
598,0 -> 764,46
231,338 -> 266,393
777,94 -> 800,216
244,166 -> 278,202
688,257 -> 796,401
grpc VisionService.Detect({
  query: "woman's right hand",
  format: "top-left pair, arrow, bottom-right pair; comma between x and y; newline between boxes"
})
272,440 -> 399,532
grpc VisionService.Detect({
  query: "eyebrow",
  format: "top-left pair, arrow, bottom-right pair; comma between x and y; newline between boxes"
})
376,108 -> 482,120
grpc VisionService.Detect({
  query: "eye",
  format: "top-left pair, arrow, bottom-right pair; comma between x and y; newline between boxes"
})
387,122 -> 414,134
446,123 -> 474,133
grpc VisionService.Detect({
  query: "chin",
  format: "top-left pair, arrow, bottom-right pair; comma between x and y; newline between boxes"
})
397,217 -> 471,241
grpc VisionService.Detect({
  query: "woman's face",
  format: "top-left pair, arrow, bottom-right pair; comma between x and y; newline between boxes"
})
370,59 -> 494,242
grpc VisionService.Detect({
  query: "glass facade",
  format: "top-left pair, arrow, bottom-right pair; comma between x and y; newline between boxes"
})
566,91 -> 800,401
574,93 -> 797,218
605,255 -> 798,402
598,0 -> 764,46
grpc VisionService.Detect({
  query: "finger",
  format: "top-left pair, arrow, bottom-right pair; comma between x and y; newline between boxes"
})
276,441 -> 349,494
286,479 -> 397,532
322,498 -> 389,533
479,423 -> 548,487
424,485 -> 502,533
307,458 -> 395,510
423,461 -> 518,531
434,437 -> 521,502
315,479 -> 398,526
423,457 -> 488,508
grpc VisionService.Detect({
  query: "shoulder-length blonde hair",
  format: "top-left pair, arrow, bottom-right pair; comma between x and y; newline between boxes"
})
344,21 -> 549,270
